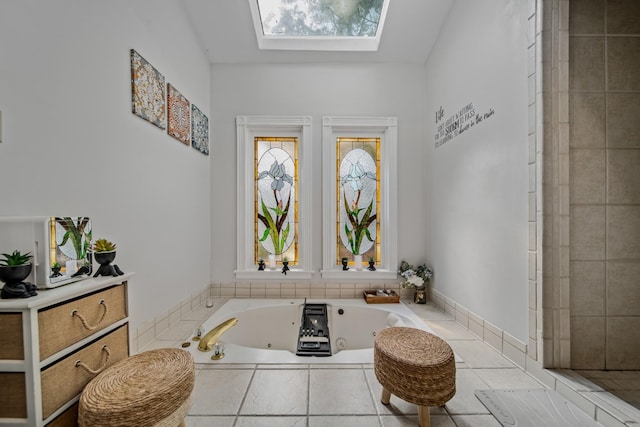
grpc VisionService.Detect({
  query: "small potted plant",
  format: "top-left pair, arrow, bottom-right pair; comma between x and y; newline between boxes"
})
0,250 -> 38,298
281,256 -> 290,275
92,238 -> 124,277
0,250 -> 33,284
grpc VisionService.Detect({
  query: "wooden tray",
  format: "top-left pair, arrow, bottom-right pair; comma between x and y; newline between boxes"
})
363,290 -> 400,304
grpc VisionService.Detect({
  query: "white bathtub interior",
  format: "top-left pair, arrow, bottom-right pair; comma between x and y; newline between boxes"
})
186,298 -> 443,364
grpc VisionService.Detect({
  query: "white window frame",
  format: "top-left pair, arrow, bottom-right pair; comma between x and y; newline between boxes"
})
235,116 -> 313,279
321,116 -> 398,279
247,0 -> 390,52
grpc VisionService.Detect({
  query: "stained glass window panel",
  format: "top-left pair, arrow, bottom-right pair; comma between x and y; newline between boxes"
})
336,137 -> 380,265
255,137 -> 298,264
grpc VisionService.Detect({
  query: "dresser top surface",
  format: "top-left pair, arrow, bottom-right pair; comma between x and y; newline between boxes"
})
0,273 -> 133,311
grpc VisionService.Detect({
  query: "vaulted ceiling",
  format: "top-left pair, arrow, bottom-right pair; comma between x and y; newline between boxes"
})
180,0 -> 454,64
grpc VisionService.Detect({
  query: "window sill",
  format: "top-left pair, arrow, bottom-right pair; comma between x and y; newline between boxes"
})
320,270 -> 397,280
235,270 -> 314,280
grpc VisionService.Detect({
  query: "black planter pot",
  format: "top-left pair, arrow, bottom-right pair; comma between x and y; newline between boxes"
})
0,264 -> 37,299
93,251 -> 124,277
0,264 -> 32,285
50,266 -> 62,278
94,251 -> 116,266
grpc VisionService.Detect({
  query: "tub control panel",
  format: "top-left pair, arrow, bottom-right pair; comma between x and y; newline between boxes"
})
296,303 -> 332,357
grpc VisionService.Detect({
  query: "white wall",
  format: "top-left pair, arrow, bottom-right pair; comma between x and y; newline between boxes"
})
0,0 -> 211,327
210,63 -> 427,283
425,0 -> 529,340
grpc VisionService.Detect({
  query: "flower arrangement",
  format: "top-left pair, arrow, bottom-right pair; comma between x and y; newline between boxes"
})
398,260 -> 433,290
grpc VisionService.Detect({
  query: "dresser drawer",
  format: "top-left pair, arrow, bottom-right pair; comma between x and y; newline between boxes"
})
46,402 -> 78,427
0,312 -> 24,360
0,372 -> 27,419
41,324 -> 129,420
39,284 -> 127,360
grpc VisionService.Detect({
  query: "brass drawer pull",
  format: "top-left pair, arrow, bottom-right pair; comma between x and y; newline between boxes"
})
75,345 -> 111,375
71,299 -> 108,331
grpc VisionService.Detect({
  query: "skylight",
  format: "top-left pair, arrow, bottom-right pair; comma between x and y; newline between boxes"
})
249,0 -> 390,52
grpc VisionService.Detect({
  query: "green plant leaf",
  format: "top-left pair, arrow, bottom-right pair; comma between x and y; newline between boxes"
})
259,228 -> 270,242
59,231 -> 70,247
261,199 -> 282,253
280,222 -> 290,249
364,227 -> 373,242
261,200 -> 277,231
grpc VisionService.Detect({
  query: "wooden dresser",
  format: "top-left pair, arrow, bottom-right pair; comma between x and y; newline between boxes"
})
0,273 -> 133,427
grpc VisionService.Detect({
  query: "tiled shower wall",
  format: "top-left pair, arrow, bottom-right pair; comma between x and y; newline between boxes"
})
569,0 -> 640,370
539,0 -> 571,369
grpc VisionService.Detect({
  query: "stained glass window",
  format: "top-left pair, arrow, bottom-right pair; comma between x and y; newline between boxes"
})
255,137 -> 298,265
336,137 -> 380,265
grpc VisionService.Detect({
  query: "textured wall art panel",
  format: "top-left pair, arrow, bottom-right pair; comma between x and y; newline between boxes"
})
167,83 -> 190,145
130,49 -> 166,129
191,104 -> 209,155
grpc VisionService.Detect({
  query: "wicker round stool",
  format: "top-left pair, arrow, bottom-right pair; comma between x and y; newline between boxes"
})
374,327 -> 456,427
78,348 -> 195,427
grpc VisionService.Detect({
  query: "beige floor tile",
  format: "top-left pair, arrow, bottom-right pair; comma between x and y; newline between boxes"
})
448,341 -> 515,368
311,364 -> 365,369
444,369 -> 492,415
190,369 -> 253,415
236,416 -> 307,426
240,369 -> 308,415
380,414 -> 456,426
185,415 -> 236,427
309,369 -> 377,415
257,364 -> 309,369
451,414 -> 502,426
198,363 -> 257,370
364,369 -> 418,416
426,320 -> 477,340
474,368 -> 544,389
309,415 -> 381,426
409,303 -> 453,321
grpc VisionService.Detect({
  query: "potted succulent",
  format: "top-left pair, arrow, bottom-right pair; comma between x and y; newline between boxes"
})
92,238 -> 124,277
281,256 -> 290,275
0,250 -> 33,284
0,250 -> 37,298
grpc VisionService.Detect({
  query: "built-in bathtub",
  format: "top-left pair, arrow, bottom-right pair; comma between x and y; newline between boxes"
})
186,298 -> 436,364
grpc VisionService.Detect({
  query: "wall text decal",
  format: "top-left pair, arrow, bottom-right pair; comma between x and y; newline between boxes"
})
434,102 -> 495,148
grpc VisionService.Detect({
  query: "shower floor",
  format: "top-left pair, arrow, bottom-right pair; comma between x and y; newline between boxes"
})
576,370 -> 640,411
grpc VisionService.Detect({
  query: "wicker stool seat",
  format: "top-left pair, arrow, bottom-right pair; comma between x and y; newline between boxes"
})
374,327 -> 456,427
79,348 -> 195,427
